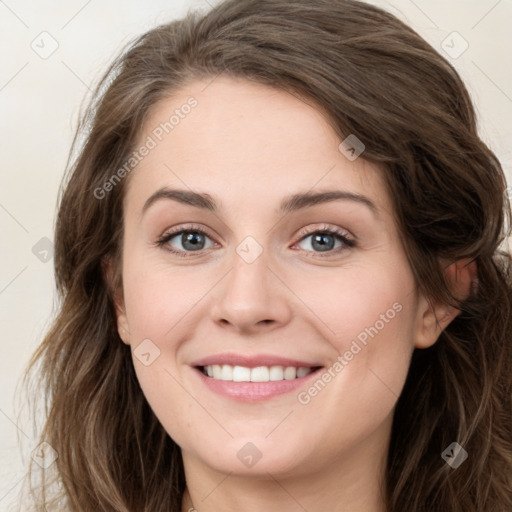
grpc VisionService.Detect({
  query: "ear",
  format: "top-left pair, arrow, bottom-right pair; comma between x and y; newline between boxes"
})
102,255 -> 131,345
414,258 -> 478,349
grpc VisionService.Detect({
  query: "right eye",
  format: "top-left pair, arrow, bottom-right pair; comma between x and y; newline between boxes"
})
156,225 -> 218,257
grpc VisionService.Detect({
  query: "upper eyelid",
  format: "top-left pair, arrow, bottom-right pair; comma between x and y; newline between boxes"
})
160,224 -> 215,241
295,223 -> 353,241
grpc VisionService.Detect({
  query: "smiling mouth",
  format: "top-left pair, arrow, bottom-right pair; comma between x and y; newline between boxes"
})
197,364 -> 323,382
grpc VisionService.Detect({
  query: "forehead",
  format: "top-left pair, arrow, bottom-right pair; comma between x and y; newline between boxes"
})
124,75 -> 392,216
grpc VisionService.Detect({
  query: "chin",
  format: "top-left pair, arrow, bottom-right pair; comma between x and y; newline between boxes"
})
188,436 -> 313,478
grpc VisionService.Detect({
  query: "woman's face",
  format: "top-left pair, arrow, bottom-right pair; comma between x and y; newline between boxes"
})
114,75 -> 440,479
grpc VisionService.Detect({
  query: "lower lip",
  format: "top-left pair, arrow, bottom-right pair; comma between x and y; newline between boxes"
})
193,367 -> 323,402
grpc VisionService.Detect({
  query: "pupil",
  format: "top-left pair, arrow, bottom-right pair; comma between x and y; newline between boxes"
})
312,233 -> 333,252
183,232 -> 204,251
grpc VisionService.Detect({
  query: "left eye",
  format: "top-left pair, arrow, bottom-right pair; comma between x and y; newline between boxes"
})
295,231 -> 351,253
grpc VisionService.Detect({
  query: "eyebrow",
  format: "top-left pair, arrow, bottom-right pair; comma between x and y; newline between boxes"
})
141,187 -> 379,217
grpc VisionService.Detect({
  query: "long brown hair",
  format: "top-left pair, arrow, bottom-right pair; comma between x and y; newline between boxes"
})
20,0 -> 512,510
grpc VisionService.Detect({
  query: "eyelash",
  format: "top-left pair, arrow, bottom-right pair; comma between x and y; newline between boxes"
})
155,223 -> 356,258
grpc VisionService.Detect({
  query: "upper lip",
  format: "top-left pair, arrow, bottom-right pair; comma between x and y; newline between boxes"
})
191,353 -> 323,369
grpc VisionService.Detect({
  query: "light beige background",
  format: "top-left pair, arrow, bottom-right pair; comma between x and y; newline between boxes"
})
0,0 -> 510,508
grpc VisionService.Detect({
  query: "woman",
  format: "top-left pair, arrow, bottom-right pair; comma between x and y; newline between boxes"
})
22,0 -> 512,510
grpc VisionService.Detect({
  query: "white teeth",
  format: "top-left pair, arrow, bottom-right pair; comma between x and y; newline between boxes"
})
297,367 -> 311,378
221,364 -> 233,380
269,365 -> 284,381
284,367 -> 296,380
212,364 -> 222,379
250,366 -> 269,382
202,364 -> 315,382
233,365 -> 251,382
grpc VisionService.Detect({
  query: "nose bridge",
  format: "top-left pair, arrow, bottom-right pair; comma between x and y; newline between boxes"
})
230,238 -> 268,294
210,235 -> 291,332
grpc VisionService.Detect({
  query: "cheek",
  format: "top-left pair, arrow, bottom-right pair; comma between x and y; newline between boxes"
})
294,261 -> 417,402
121,259 -> 208,440
293,261 -> 415,348
289,267 -> 417,460
122,258 -> 216,340
121,258 -> 219,422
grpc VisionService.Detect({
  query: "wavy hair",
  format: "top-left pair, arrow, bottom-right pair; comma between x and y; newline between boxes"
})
20,0 -> 512,510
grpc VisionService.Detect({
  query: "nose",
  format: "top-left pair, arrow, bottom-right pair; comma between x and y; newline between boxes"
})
209,247 -> 293,334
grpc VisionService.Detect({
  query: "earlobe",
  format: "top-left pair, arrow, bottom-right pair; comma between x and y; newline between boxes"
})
102,255 -> 131,346
414,258 -> 477,349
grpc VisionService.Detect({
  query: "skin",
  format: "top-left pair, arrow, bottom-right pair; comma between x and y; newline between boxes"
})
111,75 -> 473,512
